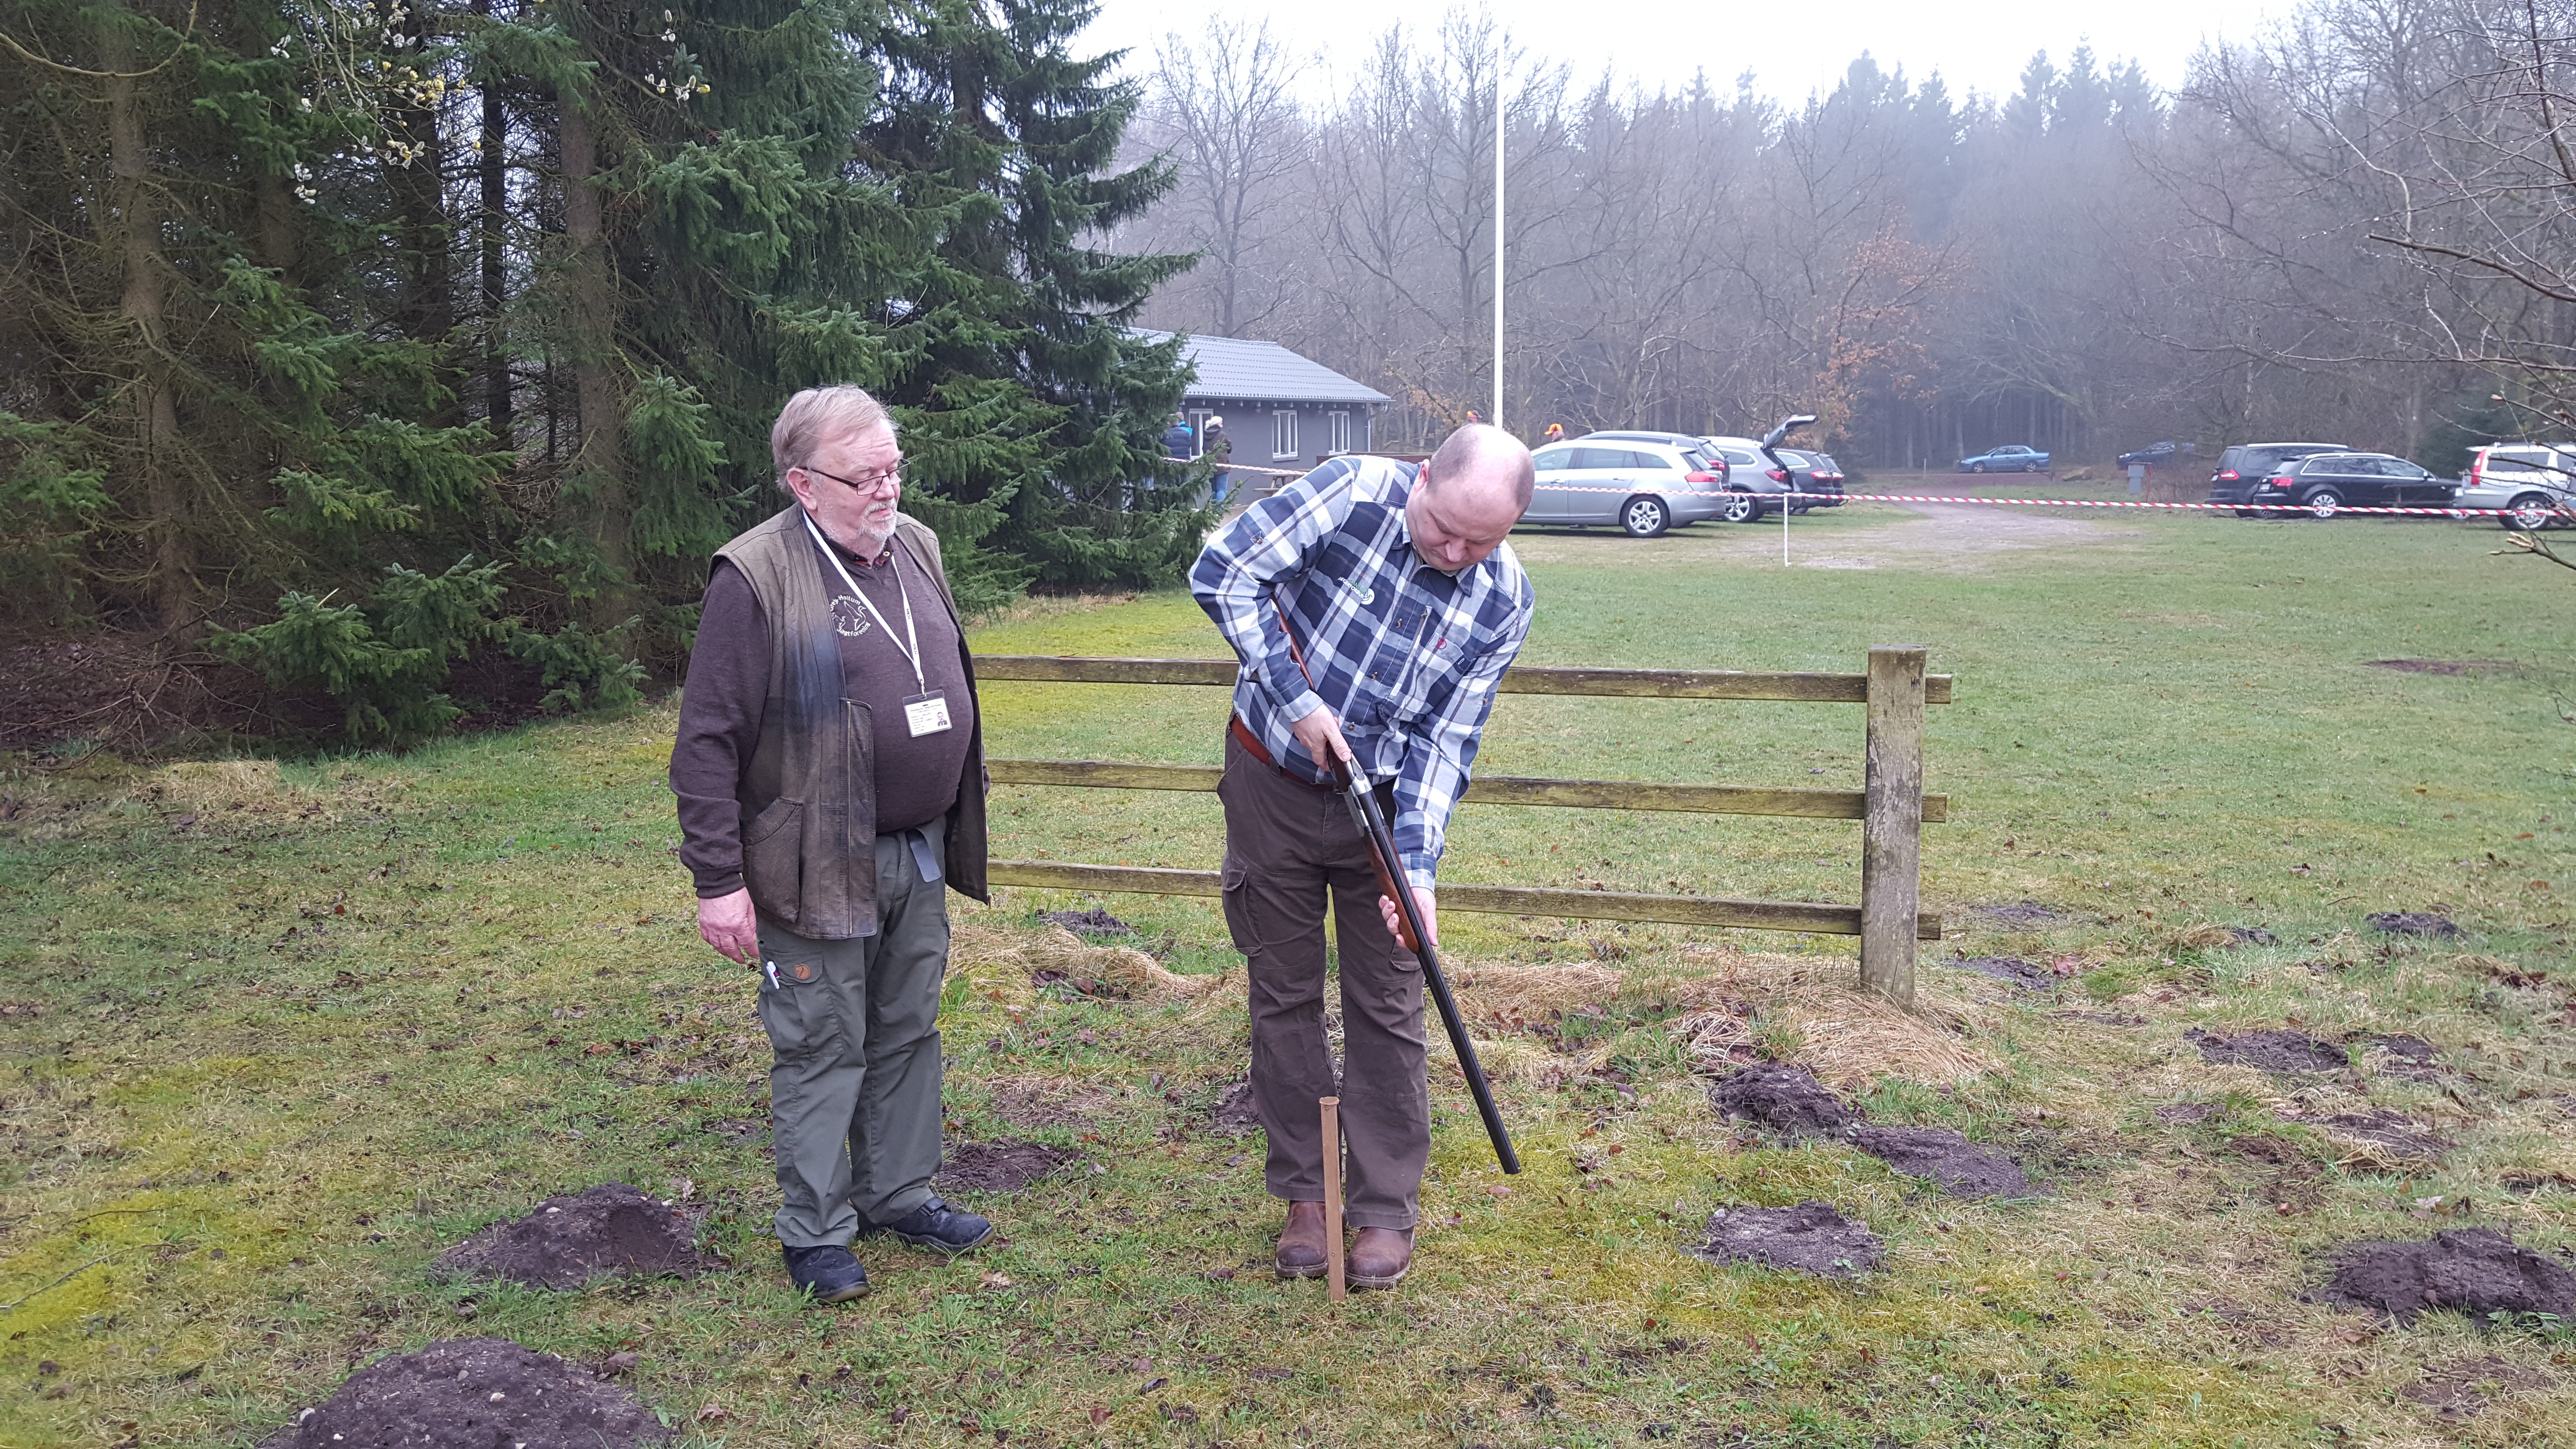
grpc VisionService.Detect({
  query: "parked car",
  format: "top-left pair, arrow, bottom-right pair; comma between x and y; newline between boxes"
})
1772,448 -> 1845,511
2227,451 -> 2453,518
2203,442 -> 2346,511
2452,442 -> 2576,530
1690,435 -> 1802,520
1525,432 -> 1731,537
2116,440 -> 2181,468
1958,445 -> 2049,473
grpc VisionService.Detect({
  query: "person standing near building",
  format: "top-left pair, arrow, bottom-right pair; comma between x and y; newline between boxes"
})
1189,424 -> 1537,1290
670,384 -> 994,1305
1163,413 -> 1195,462
1204,415 -> 1232,503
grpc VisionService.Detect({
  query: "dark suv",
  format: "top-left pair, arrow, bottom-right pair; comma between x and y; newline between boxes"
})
2206,442 -> 2346,513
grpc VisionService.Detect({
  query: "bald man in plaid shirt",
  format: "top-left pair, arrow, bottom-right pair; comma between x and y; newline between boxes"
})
1190,423 -> 1536,1289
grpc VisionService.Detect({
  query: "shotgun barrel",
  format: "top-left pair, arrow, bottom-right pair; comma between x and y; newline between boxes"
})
1339,770 -> 1523,1175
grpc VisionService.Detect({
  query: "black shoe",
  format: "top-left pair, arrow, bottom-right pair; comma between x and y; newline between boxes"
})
782,1243 -> 870,1303
865,1194 -> 993,1255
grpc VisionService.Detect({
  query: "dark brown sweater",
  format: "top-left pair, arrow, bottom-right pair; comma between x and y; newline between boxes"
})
672,531 -> 975,899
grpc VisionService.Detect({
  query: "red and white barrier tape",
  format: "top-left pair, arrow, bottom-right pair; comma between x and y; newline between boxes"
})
1191,460 -> 2540,518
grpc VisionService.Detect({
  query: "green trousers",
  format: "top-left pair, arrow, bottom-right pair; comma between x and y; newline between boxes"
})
756,817 -> 950,1248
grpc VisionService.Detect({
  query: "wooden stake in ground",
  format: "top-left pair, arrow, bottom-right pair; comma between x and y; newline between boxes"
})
1861,645 -> 1928,1010
1320,1096 -> 1345,1301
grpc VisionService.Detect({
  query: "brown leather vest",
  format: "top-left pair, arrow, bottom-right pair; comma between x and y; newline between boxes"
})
713,506 -> 988,938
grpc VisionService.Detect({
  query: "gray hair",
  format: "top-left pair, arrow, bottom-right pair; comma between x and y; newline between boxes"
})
771,385 -> 895,495
1427,423 -> 1535,510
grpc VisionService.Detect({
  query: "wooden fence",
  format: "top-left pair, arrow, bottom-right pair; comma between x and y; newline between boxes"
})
977,646 -> 1949,1008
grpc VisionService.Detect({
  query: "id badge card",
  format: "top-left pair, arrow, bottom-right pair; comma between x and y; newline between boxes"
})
902,690 -> 953,738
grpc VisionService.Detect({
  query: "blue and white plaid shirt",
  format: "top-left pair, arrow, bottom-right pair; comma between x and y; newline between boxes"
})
1191,455 -> 1536,888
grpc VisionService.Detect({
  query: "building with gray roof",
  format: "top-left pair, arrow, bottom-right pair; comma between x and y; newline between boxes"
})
1133,329 -> 1390,472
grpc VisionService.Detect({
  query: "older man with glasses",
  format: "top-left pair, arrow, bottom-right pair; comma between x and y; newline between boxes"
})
670,384 -> 992,1304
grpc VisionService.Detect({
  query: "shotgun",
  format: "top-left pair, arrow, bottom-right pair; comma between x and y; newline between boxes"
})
1275,596 -> 1523,1175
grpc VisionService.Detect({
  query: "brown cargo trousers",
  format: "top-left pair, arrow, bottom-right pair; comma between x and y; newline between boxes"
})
1217,730 -> 1428,1230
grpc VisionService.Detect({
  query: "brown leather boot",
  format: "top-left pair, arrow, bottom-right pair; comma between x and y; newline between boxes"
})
1349,1226 -> 1414,1289
1274,1200 -> 1330,1280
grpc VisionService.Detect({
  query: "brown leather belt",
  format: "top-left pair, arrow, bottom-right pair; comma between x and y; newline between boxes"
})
1228,714 -> 1336,793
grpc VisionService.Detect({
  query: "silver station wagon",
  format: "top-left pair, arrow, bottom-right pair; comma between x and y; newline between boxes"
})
1525,432 -> 1734,537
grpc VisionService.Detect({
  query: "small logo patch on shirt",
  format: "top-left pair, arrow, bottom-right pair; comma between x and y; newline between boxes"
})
829,595 -> 874,638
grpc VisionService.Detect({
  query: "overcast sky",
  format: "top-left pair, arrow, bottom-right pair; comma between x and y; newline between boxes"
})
1080,0 -> 2286,108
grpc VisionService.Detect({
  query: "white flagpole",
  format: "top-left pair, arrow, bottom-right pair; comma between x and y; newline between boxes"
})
1493,67 -> 1505,431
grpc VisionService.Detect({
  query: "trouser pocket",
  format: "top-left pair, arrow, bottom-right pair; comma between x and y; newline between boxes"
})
1221,858 -> 1268,955
755,934 -> 840,1063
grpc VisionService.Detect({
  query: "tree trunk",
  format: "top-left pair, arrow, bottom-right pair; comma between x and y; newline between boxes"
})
482,72 -> 512,449
103,19 -> 189,632
395,3 -> 458,426
559,95 -> 628,629
477,0 -> 512,448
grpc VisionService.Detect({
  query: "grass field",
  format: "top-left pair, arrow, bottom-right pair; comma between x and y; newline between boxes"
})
4,493 -> 2576,1447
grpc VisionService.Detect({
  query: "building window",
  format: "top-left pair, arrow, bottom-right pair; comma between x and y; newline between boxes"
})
1327,411 -> 1351,454
1188,410 -> 1214,458
1272,410 -> 1298,460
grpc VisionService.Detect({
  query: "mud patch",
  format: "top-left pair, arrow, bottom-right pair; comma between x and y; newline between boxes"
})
2311,1109 -> 2450,1163
430,1184 -> 705,1289
1948,956 -> 2058,992
2364,659 -> 2515,676
1708,1064 -> 1854,1141
935,1140 -> 1078,1194
1694,1202 -> 1884,1277
1850,1126 -> 2036,1199
2401,1355 -> 2553,1419
2323,1228 -> 2576,1322
1039,907 -> 1133,936
1208,1080 -> 1263,1136
2354,1033 -> 2444,1079
987,1077 -> 1111,1129
1974,902 -> 2061,930
264,1336 -> 668,1448
2185,1028 -> 2349,1073
2368,911 -> 2463,939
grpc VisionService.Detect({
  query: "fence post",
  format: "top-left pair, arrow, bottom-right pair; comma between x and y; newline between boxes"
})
1861,645 -> 1927,1010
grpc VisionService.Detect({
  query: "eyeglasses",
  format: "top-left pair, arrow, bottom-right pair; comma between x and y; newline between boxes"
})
803,463 -> 902,495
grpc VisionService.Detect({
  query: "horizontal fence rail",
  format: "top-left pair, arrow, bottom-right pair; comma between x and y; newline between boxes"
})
977,647 -> 1950,1006
986,758 -> 1948,823
983,860 -> 1942,940
976,654 -> 1954,705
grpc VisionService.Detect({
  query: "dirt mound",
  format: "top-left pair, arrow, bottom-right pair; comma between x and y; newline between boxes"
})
936,1141 -> 1077,1193
1948,956 -> 2058,992
1708,1064 -> 1853,1140
2185,1028 -> 2348,1072
1850,1126 -> 2035,1199
2323,1228 -> 2576,1322
1695,1202 -> 1883,1277
1040,907 -> 1132,935
1208,1080 -> 1262,1136
431,1184 -> 705,1289
2368,911 -> 2463,939
267,1336 -> 668,1448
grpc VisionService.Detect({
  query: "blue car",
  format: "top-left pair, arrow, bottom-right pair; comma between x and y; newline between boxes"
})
1958,444 -> 2050,474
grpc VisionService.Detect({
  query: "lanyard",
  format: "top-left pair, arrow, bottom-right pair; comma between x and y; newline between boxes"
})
802,511 -> 926,695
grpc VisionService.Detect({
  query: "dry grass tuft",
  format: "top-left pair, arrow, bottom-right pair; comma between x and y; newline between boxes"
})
151,759 -> 297,808
951,917 -> 1234,1005
1445,947 -> 1997,1090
